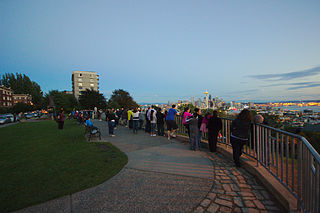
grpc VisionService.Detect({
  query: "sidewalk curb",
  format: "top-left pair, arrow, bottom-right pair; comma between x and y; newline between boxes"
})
175,134 -> 298,213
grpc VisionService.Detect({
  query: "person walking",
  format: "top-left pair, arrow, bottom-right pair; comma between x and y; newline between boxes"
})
166,105 -> 180,140
132,109 -> 140,134
207,110 -> 222,152
106,109 -> 116,137
230,109 -> 252,167
156,108 -> 165,136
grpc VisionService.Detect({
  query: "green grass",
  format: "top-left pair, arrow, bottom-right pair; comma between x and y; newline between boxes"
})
0,120 -> 128,212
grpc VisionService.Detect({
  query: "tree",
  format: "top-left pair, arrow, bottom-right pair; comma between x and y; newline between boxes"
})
79,89 -> 106,110
43,90 -> 78,113
108,89 -> 139,109
0,73 -> 43,108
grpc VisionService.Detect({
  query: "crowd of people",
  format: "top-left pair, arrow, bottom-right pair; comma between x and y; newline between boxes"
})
69,106 -> 264,168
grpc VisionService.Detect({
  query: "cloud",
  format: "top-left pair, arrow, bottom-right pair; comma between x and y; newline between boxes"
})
225,89 -> 259,96
247,66 -> 320,81
287,83 -> 320,90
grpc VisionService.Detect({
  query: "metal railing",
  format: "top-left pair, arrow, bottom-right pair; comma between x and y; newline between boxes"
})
175,115 -> 320,213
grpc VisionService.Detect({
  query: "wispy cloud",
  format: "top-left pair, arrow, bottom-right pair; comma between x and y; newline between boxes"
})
225,89 -> 259,96
247,66 -> 320,81
261,81 -> 319,88
287,83 -> 320,90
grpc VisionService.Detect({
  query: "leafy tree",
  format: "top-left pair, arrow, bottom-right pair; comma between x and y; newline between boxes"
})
108,89 -> 139,109
43,90 -> 78,113
12,103 -> 34,113
0,73 -> 43,108
79,89 -> 106,110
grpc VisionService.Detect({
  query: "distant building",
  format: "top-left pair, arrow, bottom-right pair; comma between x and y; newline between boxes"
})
72,71 -> 99,99
0,85 -> 13,107
13,94 -> 32,105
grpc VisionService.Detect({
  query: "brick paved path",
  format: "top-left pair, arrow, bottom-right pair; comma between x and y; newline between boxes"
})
194,152 -> 284,213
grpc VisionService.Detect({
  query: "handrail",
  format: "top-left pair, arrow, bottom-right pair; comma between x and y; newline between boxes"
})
174,115 -> 320,213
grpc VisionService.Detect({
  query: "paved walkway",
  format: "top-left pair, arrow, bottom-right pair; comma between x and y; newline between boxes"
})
16,120 -> 284,213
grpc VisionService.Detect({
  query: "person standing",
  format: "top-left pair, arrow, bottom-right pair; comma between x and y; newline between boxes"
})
207,110 -> 222,152
194,108 -> 203,149
138,109 -> 145,129
182,107 -> 193,137
57,108 -> 65,130
230,109 -> 252,167
145,106 -> 151,133
132,109 -> 140,134
150,109 -> 157,136
106,109 -> 116,137
121,109 -> 128,126
186,114 -> 199,151
156,108 -> 165,136
166,105 -> 180,140
127,109 -> 133,129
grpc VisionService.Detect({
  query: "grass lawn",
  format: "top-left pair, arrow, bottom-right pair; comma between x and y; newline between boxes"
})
0,120 -> 128,212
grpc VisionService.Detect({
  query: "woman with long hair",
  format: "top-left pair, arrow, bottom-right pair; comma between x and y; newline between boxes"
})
230,109 -> 252,167
207,110 -> 222,152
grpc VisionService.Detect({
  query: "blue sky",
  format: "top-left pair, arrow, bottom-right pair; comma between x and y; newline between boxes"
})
1,0 -> 319,103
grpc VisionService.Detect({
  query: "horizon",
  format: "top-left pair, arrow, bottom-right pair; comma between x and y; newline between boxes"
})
1,1 -> 319,102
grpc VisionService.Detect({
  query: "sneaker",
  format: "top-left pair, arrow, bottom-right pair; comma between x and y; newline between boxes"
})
153,134 -> 157,136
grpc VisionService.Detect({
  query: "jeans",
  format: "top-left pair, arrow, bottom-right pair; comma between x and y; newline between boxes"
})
139,120 -> 144,129
133,120 -> 139,133
108,121 -> 115,135
150,123 -> 156,134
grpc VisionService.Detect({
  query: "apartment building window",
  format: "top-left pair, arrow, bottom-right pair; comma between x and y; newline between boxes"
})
78,83 -> 82,86
78,78 -> 82,82
79,73 -> 82,77
90,87 -> 94,90
79,87 -> 83,90
90,83 -> 94,87
90,79 -> 94,82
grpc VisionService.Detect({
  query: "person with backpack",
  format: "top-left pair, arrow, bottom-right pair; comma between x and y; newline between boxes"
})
132,109 -> 140,134
207,110 -> 222,152
185,114 -> 200,151
106,109 -> 116,137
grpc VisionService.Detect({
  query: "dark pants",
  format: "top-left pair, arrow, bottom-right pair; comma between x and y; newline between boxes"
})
145,120 -> 151,133
133,120 -> 139,133
157,122 -> 164,136
208,131 -> 218,152
129,120 -> 133,129
139,120 -> 144,129
230,136 -> 247,166
58,121 -> 64,129
108,121 -> 115,135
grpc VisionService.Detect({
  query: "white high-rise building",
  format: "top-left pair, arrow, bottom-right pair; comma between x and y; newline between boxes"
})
72,71 -> 99,99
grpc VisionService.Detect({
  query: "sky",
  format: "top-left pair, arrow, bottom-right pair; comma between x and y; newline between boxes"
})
1,0 -> 320,103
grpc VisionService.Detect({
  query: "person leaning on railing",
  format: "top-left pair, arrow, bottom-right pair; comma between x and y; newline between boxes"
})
230,109 -> 252,167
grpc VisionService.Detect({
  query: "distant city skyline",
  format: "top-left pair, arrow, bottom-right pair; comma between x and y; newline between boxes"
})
1,0 -> 319,103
